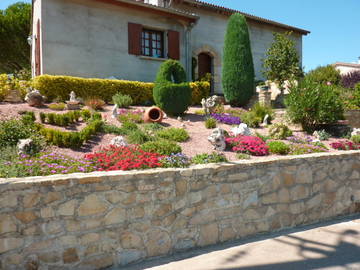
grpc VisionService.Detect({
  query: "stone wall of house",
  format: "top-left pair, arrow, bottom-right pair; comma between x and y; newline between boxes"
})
1,152 -> 359,270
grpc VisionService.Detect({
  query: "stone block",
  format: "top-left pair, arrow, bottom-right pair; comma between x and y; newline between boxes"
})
58,200 -> 76,216
43,192 -> 62,204
220,227 -> 236,242
105,207 -> 127,225
78,194 -> 108,216
146,229 -> 171,257
283,173 -> 295,186
120,232 -> 143,249
243,209 -> 261,221
198,223 -> 219,246
81,233 -> 100,245
262,192 -> 277,204
296,165 -> 313,184
118,250 -> 145,266
14,211 -> 37,224
306,194 -> 323,210
23,193 -> 40,208
0,215 -> 17,234
63,248 -> 79,264
82,255 -> 114,269
38,252 -> 61,263
278,188 -> 290,203
0,238 -> 24,253
189,211 -> 215,225
44,221 -> 63,235
154,203 -> 172,218
40,207 -> 55,218
0,194 -> 18,208
175,180 -> 187,197
290,185 -> 309,201
59,235 -> 78,247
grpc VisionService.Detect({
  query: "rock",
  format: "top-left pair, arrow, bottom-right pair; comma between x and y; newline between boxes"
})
231,123 -> 252,136
177,116 -> 183,122
201,95 -> 221,115
17,139 -> 35,156
351,128 -> 360,137
25,89 -> 44,107
110,136 -> 128,147
263,114 -> 270,125
208,128 -> 226,151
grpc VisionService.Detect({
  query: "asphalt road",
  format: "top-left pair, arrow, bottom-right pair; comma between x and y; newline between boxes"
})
115,215 -> 360,270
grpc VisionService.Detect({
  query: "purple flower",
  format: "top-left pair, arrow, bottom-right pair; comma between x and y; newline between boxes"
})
210,113 -> 241,125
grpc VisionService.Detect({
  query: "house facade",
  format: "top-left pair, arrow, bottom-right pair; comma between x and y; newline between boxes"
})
333,59 -> 360,75
31,0 -> 309,94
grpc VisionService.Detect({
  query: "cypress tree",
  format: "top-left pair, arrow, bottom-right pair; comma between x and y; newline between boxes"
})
222,13 -> 255,106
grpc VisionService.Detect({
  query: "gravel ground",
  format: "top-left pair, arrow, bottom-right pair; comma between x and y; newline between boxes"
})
0,102 -> 346,161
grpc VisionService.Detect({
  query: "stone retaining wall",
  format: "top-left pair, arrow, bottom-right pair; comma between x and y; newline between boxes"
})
1,152 -> 360,269
345,110 -> 360,128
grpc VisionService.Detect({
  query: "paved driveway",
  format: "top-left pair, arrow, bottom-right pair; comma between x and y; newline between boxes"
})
117,215 -> 360,270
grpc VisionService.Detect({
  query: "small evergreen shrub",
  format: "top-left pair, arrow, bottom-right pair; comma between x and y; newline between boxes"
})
240,111 -> 262,128
112,93 -> 133,108
153,60 -> 191,115
127,129 -> 151,145
192,152 -> 228,164
314,129 -> 331,141
205,117 -> 217,129
156,128 -> 189,142
48,103 -> 66,111
251,103 -> 274,123
236,153 -> 251,160
0,116 -> 38,147
351,135 -> 360,144
269,123 -> 293,140
267,141 -> 290,155
40,110 -> 82,127
306,65 -> 341,85
286,78 -> 344,133
85,98 -> 106,110
140,140 -> 182,155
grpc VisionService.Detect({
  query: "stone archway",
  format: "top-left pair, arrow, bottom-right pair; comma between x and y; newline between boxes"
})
193,45 -> 221,94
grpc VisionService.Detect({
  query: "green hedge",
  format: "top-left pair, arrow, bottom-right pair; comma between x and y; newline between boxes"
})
32,75 -> 210,105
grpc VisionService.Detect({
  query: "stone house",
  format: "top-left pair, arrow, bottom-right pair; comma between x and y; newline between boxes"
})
333,59 -> 360,75
31,0 -> 309,94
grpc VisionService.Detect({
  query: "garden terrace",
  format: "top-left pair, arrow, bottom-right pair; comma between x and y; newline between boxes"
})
0,151 -> 359,269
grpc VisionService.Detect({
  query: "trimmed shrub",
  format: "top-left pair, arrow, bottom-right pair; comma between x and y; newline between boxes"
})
32,75 -> 209,106
205,117 -> 217,129
222,13 -> 255,106
269,123 -> 293,140
341,70 -> 360,89
306,65 -> 341,85
127,129 -> 151,145
286,78 -> 344,133
192,152 -> 228,164
140,140 -> 182,156
153,60 -> 191,115
156,128 -> 189,142
85,97 -> 106,111
40,110 -> 82,127
112,93 -> 133,108
267,141 -> 290,155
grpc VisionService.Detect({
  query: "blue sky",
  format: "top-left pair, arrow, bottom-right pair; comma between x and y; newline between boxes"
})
1,0 -> 359,71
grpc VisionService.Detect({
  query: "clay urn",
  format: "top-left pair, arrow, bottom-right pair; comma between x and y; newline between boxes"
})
144,106 -> 164,123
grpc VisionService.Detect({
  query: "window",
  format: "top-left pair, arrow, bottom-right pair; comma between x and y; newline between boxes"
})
141,29 -> 164,58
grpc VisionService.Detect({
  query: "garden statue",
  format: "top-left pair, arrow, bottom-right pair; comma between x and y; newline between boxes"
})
17,139 -> 36,155
69,91 -> 77,102
208,128 -> 226,151
231,123 -> 252,136
25,89 -> 44,107
110,136 -> 128,147
66,91 -> 80,110
201,95 -> 221,115
111,104 -> 119,119
263,114 -> 270,126
351,128 -> 360,137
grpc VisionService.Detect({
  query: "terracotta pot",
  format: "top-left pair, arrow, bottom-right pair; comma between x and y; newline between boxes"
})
144,106 -> 164,123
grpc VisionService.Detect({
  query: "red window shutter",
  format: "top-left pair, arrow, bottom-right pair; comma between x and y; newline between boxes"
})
128,22 -> 142,55
168,30 -> 180,60
35,19 -> 41,76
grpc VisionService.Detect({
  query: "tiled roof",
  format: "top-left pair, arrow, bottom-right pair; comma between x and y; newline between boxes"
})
183,0 -> 310,35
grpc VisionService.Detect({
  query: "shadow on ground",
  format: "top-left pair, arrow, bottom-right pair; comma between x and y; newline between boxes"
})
113,214 -> 360,270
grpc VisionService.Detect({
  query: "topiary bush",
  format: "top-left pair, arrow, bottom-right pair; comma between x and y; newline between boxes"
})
286,78 -> 344,133
222,13 -> 255,106
153,60 -> 191,116
305,65 -> 341,85
269,123 -> 293,139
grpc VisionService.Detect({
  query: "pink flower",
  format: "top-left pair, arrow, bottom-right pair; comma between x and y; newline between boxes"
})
326,81 -> 332,86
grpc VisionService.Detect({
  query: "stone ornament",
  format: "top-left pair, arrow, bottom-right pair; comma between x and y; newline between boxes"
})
112,104 -> 119,119
110,136 -> 128,147
208,128 -> 226,151
17,138 -> 34,155
231,123 -> 252,136
201,95 -> 221,115
263,114 -> 270,126
66,91 -> 80,110
25,89 -> 44,107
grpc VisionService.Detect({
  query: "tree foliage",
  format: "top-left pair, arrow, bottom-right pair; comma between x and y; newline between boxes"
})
262,32 -> 302,89
222,13 -> 255,106
0,2 -> 31,73
306,65 -> 341,86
